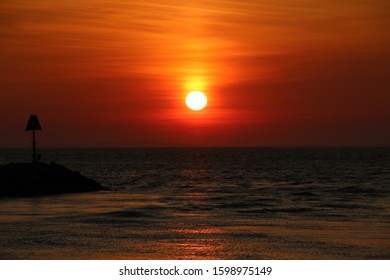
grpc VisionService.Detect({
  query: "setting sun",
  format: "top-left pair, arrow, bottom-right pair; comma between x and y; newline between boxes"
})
186,91 -> 208,111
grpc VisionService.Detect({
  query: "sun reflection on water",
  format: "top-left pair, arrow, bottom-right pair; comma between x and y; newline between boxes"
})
167,227 -> 227,260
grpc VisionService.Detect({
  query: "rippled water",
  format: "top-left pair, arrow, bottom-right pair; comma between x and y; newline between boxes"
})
0,148 -> 389,259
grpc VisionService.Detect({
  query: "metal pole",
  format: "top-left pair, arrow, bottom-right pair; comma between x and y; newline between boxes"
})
32,129 -> 36,162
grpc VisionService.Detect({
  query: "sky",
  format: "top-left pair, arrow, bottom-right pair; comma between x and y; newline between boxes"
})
1,0 -> 389,147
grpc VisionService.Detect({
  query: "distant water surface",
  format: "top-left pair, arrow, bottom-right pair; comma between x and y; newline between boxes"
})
0,148 -> 389,259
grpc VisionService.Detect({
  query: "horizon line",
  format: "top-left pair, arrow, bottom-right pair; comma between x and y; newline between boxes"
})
1,145 -> 390,149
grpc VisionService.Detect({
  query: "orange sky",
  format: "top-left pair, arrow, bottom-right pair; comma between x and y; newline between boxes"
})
1,0 -> 389,147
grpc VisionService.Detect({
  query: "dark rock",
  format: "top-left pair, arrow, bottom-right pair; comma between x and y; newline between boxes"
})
0,162 -> 106,197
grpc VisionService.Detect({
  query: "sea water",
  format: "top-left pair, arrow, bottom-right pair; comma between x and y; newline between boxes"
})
0,148 -> 389,259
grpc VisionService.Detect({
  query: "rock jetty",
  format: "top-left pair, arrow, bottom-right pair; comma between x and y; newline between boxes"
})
0,162 -> 105,197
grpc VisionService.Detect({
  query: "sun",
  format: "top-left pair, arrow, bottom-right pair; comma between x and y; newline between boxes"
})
186,91 -> 207,111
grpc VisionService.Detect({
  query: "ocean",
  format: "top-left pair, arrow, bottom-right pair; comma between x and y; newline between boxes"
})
0,147 -> 389,259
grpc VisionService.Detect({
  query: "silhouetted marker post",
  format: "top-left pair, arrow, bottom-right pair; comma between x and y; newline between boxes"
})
25,114 -> 42,163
